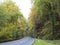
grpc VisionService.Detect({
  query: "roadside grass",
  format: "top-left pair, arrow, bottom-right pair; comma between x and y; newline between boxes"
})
46,40 -> 60,45
32,39 -> 54,45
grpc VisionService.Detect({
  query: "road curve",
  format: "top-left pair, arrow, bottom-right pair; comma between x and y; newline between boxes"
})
0,37 -> 34,45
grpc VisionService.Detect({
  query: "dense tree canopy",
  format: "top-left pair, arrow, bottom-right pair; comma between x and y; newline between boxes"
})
0,0 -> 27,42
29,0 -> 60,40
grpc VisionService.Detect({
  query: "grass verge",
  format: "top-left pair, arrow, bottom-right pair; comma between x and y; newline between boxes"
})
32,39 -> 54,45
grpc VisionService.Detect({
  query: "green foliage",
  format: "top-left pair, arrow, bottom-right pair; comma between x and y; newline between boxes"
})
0,0 -> 27,42
29,0 -> 60,40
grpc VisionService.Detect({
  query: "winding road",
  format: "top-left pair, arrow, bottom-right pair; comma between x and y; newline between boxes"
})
0,37 -> 34,45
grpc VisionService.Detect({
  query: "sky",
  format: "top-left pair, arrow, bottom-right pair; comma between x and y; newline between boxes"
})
13,0 -> 32,19
0,0 -> 32,19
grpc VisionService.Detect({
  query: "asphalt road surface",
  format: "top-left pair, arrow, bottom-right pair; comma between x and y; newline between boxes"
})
0,37 -> 34,45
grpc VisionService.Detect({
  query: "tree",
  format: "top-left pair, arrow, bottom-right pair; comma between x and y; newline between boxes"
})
29,0 -> 60,40
0,0 -> 27,42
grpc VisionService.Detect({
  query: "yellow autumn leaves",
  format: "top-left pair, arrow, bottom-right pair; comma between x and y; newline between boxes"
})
8,5 -> 15,11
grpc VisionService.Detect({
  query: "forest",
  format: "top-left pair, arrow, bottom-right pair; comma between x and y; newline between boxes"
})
0,0 -> 60,42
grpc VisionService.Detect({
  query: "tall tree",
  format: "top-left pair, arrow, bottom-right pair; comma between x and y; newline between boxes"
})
0,0 -> 27,41
29,0 -> 60,40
